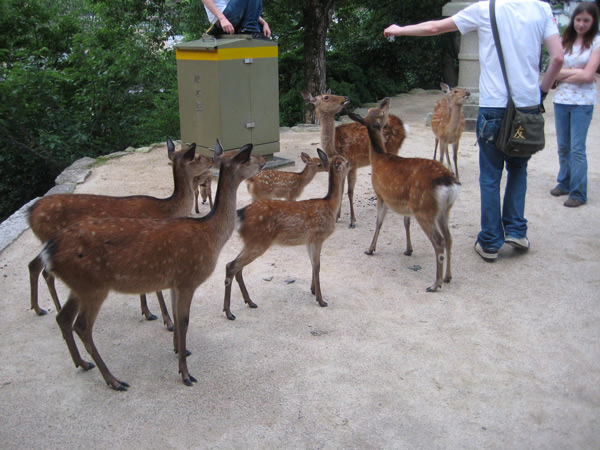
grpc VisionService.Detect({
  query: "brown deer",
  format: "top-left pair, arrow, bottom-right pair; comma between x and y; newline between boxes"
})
38,141 -> 265,390
193,170 -> 214,213
245,151 -> 328,202
301,90 -> 409,228
28,137 -> 213,332
349,98 -> 460,292
222,149 -> 351,320
431,83 -> 470,181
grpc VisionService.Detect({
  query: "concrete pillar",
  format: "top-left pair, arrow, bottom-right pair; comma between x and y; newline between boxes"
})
442,1 -> 479,131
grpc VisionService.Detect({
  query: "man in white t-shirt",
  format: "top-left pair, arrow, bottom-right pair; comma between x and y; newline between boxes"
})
202,0 -> 271,41
384,0 -> 563,262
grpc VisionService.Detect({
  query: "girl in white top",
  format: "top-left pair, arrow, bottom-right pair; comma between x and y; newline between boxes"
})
551,2 -> 600,207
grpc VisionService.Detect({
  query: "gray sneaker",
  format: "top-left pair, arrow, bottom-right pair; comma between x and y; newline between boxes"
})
475,242 -> 497,262
505,236 -> 530,250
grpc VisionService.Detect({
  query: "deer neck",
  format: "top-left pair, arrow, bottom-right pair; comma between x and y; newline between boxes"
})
324,167 -> 345,207
297,165 -> 317,190
319,114 -> 337,156
449,102 -> 463,130
168,165 -> 196,217
202,170 -> 241,250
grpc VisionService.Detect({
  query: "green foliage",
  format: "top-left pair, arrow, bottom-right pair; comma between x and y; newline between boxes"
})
0,0 -> 459,221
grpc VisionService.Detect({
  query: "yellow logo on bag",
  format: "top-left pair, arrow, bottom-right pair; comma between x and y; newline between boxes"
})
513,125 -> 526,140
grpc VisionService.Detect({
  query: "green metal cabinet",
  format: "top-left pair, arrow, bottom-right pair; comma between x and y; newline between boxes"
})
175,35 -> 279,157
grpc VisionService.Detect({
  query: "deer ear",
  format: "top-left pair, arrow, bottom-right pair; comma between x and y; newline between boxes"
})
214,139 -> 224,164
234,144 -> 253,164
326,88 -> 331,94
440,83 -> 451,94
300,152 -> 310,163
347,112 -> 365,125
301,90 -> 315,103
183,143 -> 196,161
167,136 -> 175,160
316,148 -> 328,166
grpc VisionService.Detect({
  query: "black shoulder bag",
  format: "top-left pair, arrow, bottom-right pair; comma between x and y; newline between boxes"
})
490,0 -> 545,157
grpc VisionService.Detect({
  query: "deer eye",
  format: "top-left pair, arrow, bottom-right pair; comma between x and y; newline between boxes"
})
324,96 -> 329,100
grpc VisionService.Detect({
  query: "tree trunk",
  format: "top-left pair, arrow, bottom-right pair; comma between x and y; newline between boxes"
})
302,0 -> 335,123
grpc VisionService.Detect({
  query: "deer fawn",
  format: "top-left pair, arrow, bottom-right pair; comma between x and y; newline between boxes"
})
349,98 -> 460,292
28,137 -> 213,332
246,151 -> 328,202
431,83 -> 470,181
193,170 -> 214,213
222,149 -> 351,320
301,90 -> 408,228
38,141 -> 265,390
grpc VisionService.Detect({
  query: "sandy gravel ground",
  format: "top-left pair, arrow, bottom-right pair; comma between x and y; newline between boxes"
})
0,90 -> 598,449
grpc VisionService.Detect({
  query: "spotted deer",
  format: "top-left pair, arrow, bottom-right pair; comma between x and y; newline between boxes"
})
193,170 -> 214,213
349,98 -> 460,292
222,149 -> 351,320
301,90 -> 408,228
246,151 -> 328,202
38,141 -> 265,389
28,137 -> 213,331
431,83 -> 470,181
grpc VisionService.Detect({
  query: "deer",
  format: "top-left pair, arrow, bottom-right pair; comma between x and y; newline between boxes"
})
348,97 -> 460,292
37,141 -> 265,390
222,149 -> 351,321
301,90 -> 409,229
431,83 -> 470,181
193,170 -> 214,213
27,137 -> 214,332
245,151 -> 328,202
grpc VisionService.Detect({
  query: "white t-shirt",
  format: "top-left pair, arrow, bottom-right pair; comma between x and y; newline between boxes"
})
452,0 -> 559,108
204,0 -> 229,24
554,36 -> 600,106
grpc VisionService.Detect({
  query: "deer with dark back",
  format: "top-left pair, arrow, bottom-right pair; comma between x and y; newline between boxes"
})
431,83 -> 470,181
28,137 -> 214,331
349,98 -> 460,292
38,141 -> 265,389
246,151 -> 328,202
222,149 -> 351,320
301,90 -> 409,228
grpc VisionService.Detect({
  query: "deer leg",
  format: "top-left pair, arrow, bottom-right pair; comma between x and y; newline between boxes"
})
139,294 -> 157,321
403,216 -> 413,256
452,142 -> 460,181
224,248 -> 263,320
365,197 -> 388,255
207,185 -> 213,208
56,292 -> 95,371
194,185 -> 200,214
42,269 -> 62,313
347,168 -> 357,228
415,214 -> 445,292
438,213 -> 453,283
74,298 -> 129,391
308,242 -> 327,307
155,291 -> 174,331
174,288 -> 197,386
433,138 -> 439,160
29,256 -> 47,315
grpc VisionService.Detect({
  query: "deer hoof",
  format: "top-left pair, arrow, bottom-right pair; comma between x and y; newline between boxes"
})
426,285 -> 440,293
364,249 -> 374,256
78,361 -> 95,371
34,308 -> 48,316
146,314 -> 158,321
226,312 -> 236,321
348,223 -> 356,229
444,276 -> 452,283
404,250 -> 413,256
318,300 -> 328,307
183,375 -> 198,386
166,323 -> 174,332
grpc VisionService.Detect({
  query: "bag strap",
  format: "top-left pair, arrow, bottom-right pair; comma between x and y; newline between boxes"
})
489,0 -> 513,99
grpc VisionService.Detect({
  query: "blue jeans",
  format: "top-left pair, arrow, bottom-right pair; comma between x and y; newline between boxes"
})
223,0 -> 262,33
554,103 -> 593,203
476,107 -> 532,251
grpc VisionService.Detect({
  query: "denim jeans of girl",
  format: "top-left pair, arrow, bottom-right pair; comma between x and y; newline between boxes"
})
554,103 -> 593,203
223,0 -> 262,33
476,107 -> 532,251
